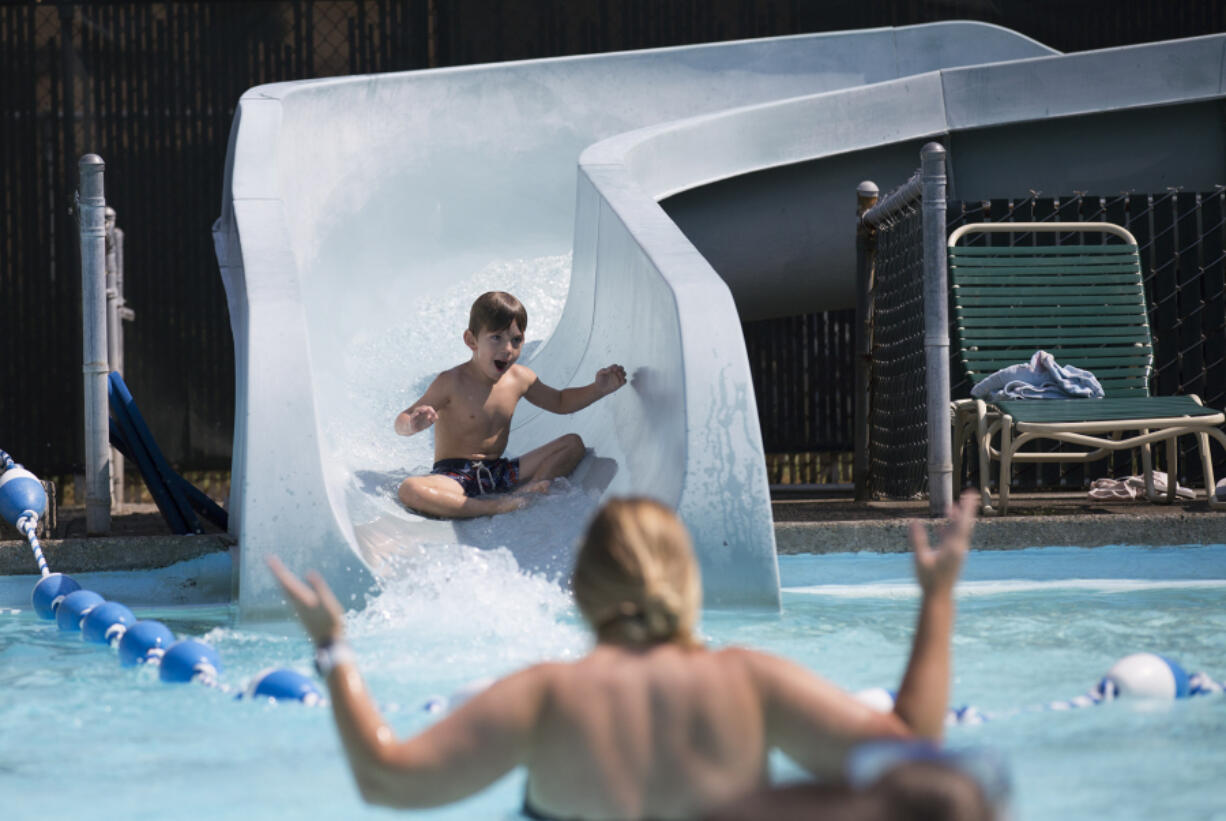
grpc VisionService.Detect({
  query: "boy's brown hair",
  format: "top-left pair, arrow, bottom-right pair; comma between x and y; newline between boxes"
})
468,291 -> 528,336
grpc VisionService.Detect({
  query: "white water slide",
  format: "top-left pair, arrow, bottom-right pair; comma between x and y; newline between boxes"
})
214,23 -> 1226,616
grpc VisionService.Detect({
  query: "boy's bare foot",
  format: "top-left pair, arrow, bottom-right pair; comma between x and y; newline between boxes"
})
483,481 -> 552,514
516,479 -> 552,496
487,496 -> 530,513
474,483 -> 551,515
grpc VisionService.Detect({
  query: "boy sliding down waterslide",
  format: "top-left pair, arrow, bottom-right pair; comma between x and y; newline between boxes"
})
395,291 -> 626,519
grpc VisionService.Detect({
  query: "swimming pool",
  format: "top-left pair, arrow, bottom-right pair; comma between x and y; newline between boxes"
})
2,543 -> 1224,820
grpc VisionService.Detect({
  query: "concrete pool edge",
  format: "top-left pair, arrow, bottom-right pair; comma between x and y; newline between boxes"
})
775,513 -> 1226,554
3,511 -> 1222,574
0,533 -> 234,575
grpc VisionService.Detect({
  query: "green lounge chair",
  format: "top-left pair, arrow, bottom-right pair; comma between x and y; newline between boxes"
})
948,222 -> 1226,514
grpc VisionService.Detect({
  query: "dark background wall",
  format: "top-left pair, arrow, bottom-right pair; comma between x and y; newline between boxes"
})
2,0 -> 1223,478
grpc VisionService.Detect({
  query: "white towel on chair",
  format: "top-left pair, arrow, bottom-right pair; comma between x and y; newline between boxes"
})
1088,472 -> 1195,501
971,350 -> 1105,401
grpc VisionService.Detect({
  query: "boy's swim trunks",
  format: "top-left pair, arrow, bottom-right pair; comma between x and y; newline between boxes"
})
430,457 -> 520,497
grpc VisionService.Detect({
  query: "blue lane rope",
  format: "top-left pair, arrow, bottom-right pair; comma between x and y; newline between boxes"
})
1,449 -> 320,704
18,513 -> 49,578
858,652 -> 1226,728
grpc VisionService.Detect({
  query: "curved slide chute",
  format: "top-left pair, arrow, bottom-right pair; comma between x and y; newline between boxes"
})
214,22 -> 1224,617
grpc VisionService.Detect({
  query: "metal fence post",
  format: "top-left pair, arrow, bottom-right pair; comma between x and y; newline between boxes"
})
105,206 -> 125,509
921,143 -> 953,515
79,154 -> 111,534
854,181 -> 879,501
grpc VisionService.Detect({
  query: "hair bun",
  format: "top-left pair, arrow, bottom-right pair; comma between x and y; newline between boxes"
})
573,497 -> 703,649
640,593 -> 680,641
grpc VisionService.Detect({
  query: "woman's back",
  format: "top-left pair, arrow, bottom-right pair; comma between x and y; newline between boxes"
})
528,644 -> 768,820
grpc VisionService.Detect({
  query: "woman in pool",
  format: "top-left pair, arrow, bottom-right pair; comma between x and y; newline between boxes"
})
268,491 -> 977,819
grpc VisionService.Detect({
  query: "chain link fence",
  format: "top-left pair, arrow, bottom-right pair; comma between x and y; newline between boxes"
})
865,198 -> 928,498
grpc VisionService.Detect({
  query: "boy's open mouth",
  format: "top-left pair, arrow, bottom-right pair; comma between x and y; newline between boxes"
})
494,359 -> 509,372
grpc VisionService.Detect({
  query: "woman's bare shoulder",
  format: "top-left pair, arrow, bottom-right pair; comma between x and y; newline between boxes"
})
509,658 -> 588,694
708,645 -> 835,694
711,644 -> 789,670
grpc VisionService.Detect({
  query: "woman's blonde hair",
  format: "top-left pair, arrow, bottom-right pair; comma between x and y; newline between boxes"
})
572,497 -> 702,648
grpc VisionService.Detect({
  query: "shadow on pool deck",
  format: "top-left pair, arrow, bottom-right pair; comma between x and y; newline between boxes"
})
2,489 -> 1224,575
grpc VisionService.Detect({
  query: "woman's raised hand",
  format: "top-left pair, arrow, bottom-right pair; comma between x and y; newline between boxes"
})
267,555 -> 346,647
909,490 -> 978,596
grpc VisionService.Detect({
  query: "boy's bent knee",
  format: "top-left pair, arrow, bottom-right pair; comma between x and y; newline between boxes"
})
558,433 -> 586,475
398,476 -> 464,518
398,477 -> 427,507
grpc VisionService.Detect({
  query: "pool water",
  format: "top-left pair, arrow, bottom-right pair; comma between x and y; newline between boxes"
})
2,543 -> 1225,821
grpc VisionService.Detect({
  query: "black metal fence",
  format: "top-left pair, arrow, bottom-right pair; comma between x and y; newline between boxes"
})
1,1 -> 437,479
743,310 -> 855,484
3,1 -> 1223,481
867,189 -> 1226,498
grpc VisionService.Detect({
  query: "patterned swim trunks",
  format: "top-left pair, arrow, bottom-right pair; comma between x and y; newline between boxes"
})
430,457 -> 520,497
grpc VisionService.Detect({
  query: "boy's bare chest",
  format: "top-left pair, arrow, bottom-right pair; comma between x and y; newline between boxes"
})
446,383 -> 518,434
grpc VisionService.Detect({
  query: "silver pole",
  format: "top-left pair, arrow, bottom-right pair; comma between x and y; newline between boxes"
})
854,180 -> 879,501
105,206 -> 125,509
921,143 -> 953,515
79,154 -> 111,534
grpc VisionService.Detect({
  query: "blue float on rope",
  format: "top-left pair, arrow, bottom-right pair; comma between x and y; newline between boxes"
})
1,450 -> 56,580
31,573 -> 81,620
854,653 -> 1226,728
118,620 -> 176,667
81,601 -> 137,645
1098,652 -> 1191,700
0,465 -> 47,527
246,668 -> 323,704
55,589 -> 105,632
160,639 -> 223,684
853,687 -> 896,713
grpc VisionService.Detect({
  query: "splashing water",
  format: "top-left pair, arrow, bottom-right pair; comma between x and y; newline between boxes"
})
352,544 -> 589,676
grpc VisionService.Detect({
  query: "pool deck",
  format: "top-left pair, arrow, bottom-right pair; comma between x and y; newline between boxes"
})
2,489 -> 1222,576
770,487 -> 1225,554
0,507 -> 234,576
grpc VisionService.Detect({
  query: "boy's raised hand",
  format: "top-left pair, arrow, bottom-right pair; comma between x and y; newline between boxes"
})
401,404 -> 438,435
595,364 -> 627,396
267,555 -> 346,647
909,490 -> 978,596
